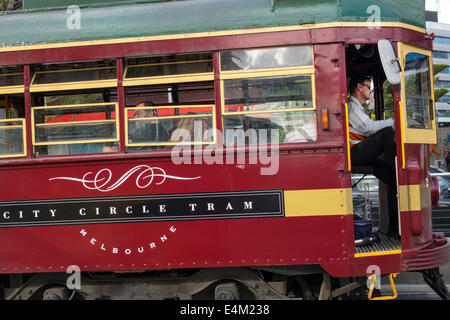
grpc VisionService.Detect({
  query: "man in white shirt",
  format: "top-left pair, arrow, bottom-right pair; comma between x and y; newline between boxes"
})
348,75 -> 398,238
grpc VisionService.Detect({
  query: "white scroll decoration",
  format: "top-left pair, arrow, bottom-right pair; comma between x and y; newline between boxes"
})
49,165 -> 200,192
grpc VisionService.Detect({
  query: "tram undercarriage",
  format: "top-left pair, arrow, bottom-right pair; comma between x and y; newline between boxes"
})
2,266 -> 448,300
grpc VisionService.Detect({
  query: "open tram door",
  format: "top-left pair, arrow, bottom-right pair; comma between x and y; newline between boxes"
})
394,42 -> 438,238
376,39 -> 439,239
345,39 -> 438,255
344,40 -> 402,245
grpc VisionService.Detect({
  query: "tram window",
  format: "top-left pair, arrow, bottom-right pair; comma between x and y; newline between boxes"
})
224,111 -> 316,145
125,53 -> 213,81
223,75 -> 313,112
31,60 -> 117,90
0,65 -> 24,87
126,105 -> 214,150
220,45 -> 312,71
32,101 -> 119,156
124,81 -> 215,151
404,53 -> 432,129
222,75 -> 316,145
0,93 -> 26,158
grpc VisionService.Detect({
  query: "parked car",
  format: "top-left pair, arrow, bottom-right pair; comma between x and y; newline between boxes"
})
352,171 -> 450,236
351,174 -> 380,229
430,167 -> 450,236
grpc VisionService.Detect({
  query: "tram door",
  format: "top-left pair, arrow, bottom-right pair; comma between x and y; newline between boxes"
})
396,42 -> 437,238
344,43 -> 397,234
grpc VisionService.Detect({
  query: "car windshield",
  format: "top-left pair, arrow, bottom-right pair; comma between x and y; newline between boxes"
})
352,177 -> 379,192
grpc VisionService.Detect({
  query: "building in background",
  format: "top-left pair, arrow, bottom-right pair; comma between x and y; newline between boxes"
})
426,11 -> 450,169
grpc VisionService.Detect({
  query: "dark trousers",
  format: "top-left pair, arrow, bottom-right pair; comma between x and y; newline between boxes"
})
350,127 -> 398,233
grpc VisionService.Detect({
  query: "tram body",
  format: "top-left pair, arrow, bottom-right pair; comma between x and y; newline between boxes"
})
0,0 -> 448,299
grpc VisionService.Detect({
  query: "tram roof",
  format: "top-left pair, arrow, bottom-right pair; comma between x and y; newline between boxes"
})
1,0 -> 426,48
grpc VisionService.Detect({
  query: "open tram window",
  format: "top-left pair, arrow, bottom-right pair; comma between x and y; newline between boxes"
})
124,82 -> 215,151
32,89 -> 118,156
31,59 -> 117,92
123,52 -> 215,152
30,59 -> 119,156
0,65 -> 26,158
220,45 -> 316,146
124,53 -> 213,85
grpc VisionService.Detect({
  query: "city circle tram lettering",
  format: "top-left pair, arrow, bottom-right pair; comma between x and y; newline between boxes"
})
0,190 -> 283,228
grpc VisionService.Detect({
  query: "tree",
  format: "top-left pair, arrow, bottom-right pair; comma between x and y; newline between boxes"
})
434,64 -> 449,102
0,0 -> 21,11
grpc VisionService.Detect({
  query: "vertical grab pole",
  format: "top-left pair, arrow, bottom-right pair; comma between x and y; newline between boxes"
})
398,101 -> 406,169
344,102 -> 351,171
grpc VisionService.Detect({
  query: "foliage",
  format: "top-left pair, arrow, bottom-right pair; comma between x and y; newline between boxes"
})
435,88 -> 449,102
433,64 -> 449,102
0,0 -> 21,11
433,64 -> 449,76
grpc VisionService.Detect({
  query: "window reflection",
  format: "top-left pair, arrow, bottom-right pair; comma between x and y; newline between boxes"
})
404,52 -> 432,129
221,46 -> 312,71
223,75 -> 313,113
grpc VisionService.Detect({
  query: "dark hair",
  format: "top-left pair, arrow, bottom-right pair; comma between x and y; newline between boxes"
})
137,100 -> 154,106
348,75 -> 371,94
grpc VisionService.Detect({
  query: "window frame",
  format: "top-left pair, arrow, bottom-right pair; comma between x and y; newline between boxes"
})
30,66 -> 117,93
0,118 -> 27,158
125,104 -> 216,148
123,57 -> 214,87
398,42 -> 437,144
219,45 -> 317,145
31,102 -> 120,148
0,71 -> 24,95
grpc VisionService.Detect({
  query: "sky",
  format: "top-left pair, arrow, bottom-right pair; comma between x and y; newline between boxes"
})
426,0 -> 450,24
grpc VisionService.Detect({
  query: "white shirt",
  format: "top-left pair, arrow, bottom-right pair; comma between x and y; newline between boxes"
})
348,95 -> 393,144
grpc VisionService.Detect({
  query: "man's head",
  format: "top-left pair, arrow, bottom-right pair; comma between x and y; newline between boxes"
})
134,101 -> 154,118
349,75 -> 373,102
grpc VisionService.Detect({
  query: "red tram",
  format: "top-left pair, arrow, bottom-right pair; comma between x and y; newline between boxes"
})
0,0 -> 448,299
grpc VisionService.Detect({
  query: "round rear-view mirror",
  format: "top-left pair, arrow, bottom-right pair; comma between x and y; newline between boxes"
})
378,39 -> 401,85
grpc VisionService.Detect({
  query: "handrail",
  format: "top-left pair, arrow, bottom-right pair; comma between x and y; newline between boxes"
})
344,102 -> 351,171
398,101 -> 406,169
367,273 -> 399,300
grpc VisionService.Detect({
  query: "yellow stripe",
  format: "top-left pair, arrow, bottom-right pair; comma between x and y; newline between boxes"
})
0,22 -> 425,53
35,119 -> 117,127
284,188 -> 353,217
0,86 -> 25,94
223,108 -> 315,116
220,66 -> 314,79
398,184 -> 422,212
354,250 -> 402,258
344,103 -> 351,171
398,101 -> 406,169
30,79 -> 117,92
123,73 -> 213,87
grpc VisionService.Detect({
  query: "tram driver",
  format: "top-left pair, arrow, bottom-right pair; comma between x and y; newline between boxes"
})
347,75 -> 399,238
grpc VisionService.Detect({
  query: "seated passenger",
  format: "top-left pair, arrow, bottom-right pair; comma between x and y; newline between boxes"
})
170,115 -> 211,143
116,101 -> 169,152
347,75 -> 399,238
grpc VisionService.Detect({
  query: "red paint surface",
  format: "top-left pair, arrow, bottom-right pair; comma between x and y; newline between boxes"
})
0,27 -> 446,278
